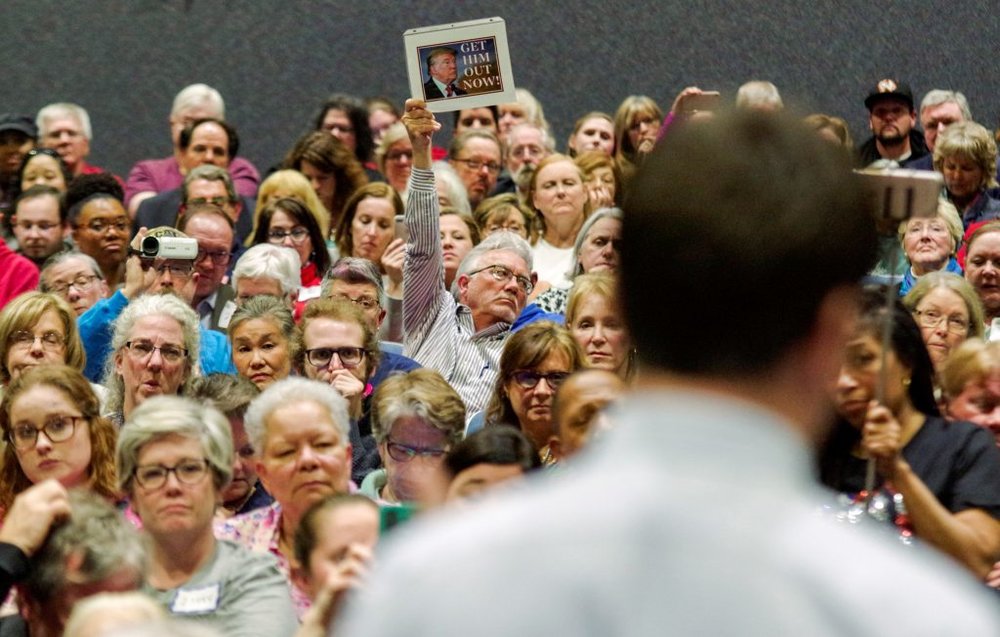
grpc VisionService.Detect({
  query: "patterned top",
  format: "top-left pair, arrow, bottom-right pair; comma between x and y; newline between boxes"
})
402,168 -> 510,414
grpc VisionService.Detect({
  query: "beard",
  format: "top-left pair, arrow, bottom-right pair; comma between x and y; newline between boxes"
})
875,126 -> 907,147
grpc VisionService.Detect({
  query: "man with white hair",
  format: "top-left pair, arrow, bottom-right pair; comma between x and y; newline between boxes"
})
492,122 -> 553,197
125,83 -> 260,215
905,90 -> 974,170
36,102 -> 114,177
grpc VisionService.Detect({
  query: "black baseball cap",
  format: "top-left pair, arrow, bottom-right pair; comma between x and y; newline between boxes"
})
0,114 -> 38,139
864,79 -> 914,111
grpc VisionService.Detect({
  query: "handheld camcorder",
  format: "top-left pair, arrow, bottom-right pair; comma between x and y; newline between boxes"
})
138,236 -> 199,260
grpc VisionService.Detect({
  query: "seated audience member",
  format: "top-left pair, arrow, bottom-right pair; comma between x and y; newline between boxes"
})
941,339 -> 1000,446
254,169 -> 332,240
858,79 -> 927,165
295,298 -> 381,483
473,193 -> 537,244
907,90 -> 974,171
292,495 -> 379,636
64,592 -> 166,637
17,148 -> 72,195
401,100 -> 535,414
454,106 -> 500,135
566,111 -> 615,158
314,94 -> 379,177
12,489 -> 145,637
0,365 -> 118,511
497,88 -> 550,139
735,80 -> 783,111
935,121 -> 1000,227
117,395 -> 298,635
35,102 -> 112,178
125,83 -> 260,214
374,123 -> 412,199
249,197 -> 330,305
136,163 -> 254,248
101,293 -> 201,424
228,296 -> 295,390
0,292 -> 91,394
443,427 -> 540,502
548,368 -> 626,462
531,207 -> 623,316
39,251 -> 109,316
431,160 -> 471,215
493,122 -> 554,198
188,374 -> 273,517
897,200 -> 964,294
366,96 -> 400,148
230,243 -> 301,307
479,321 -> 587,464
448,129 -> 502,209
963,221 -> 1000,337
902,271 -> 984,370
10,185 -> 69,268
824,290 -> 1000,579
439,207 -> 480,290
362,368 -> 464,506
804,113 -> 856,156
0,115 -> 37,215
564,273 -> 635,380
527,154 -> 590,289
575,151 -> 621,209
0,481 -> 71,602
64,173 -> 129,292
613,95 -> 663,185
333,183 -> 404,297
218,377 -> 354,618
79,226 -> 235,382
176,204 -> 237,332
284,131 -> 368,232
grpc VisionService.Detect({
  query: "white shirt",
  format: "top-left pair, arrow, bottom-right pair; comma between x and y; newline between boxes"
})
531,238 -> 574,289
339,389 -> 1000,636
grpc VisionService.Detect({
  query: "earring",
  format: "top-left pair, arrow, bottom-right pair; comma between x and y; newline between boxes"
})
902,377 -> 911,388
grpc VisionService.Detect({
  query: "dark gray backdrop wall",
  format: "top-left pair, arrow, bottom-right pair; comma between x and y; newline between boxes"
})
3,0 -> 997,176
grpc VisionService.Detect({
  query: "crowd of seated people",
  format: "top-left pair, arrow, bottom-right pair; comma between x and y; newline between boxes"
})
0,74 -> 999,636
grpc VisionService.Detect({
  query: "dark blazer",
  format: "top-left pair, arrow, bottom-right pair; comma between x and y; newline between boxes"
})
133,188 -> 256,243
423,77 -> 466,100
205,283 -> 238,333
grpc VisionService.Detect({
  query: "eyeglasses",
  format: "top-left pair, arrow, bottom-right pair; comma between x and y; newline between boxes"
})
14,220 -> 60,232
913,309 -> 970,335
196,248 -> 232,265
139,260 -> 195,279
385,440 -> 449,462
8,415 -> 80,450
467,264 -> 533,295
83,217 -> 129,234
305,346 -> 368,369
453,157 -> 502,175
267,228 -> 310,244
124,340 -> 188,364
511,370 -> 570,389
187,196 -> 234,207
46,274 -> 100,296
511,145 -> 545,159
386,150 -> 413,163
133,458 -> 210,489
8,330 -> 65,351
486,222 -> 526,235
331,293 -> 380,311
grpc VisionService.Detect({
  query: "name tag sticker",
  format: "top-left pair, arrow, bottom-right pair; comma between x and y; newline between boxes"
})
171,583 -> 221,614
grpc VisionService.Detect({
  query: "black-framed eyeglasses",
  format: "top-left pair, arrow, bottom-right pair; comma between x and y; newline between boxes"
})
332,293 -> 380,311
8,330 -> 65,351
511,370 -> 570,390
453,157 -> 502,175
133,458 -> 210,489
83,217 -> 129,234
467,264 -> 533,295
124,340 -> 188,364
46,274 -> 100,296
385,440 -> 449,462
305,346 -> 368,369
8,415 -> 81,450
267,228 -> 310,244
196,248 -> 232,265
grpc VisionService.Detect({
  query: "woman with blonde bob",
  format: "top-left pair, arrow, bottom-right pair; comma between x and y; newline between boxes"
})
0,365 -> 118,511
0,292 -> 86,388
934,121 -> 1000,226
565,273 -> 635,381
940,339 -> 1000,446
902,271 -> 984,370
897,199 -> 964,294
473,193 -> 538,243
252,169 -> 331,241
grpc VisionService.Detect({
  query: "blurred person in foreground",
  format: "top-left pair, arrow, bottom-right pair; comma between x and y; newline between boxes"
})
338,109 -> 1000,634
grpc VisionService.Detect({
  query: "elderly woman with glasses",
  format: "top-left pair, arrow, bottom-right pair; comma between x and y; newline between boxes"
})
903,271 -> 984,370
117,395 -> 297,635
361,368 -> 465,506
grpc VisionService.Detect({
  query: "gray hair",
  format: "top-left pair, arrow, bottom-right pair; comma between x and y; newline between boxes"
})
116,395 -> 234,494
506,122 -> 555,158
371,368 -> 465,446
432,161 -> 471,215
64,592 -> 167,637
322,257 -> 386,307
171,83 -> 225,119
903,271 -> 986,341
103,294 -> 202,416
21,490 -> 146,606
39,251 -> 105,291
454,231 -> 533,299
920,90 -> 972,121
181,164 -> 237,203
736,81 -> 783,110
244,377 -> 350,455
227,296 -> 296,368
231,244 -> 302,296
570,207 -> 624,278
36,102 -> 92,141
